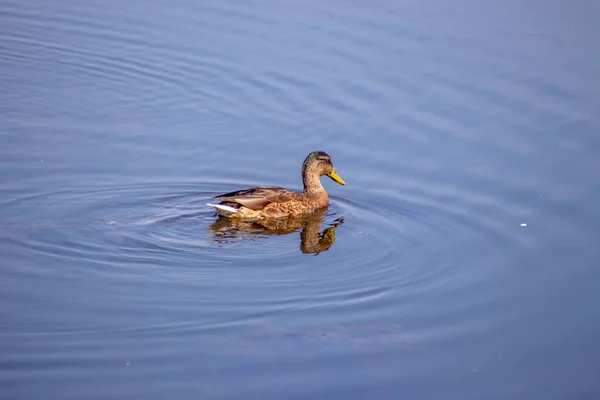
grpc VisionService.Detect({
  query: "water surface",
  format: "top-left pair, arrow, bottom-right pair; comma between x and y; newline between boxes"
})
1,1 -> 600,399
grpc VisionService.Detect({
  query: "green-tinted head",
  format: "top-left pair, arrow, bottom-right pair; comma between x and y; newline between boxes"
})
302,151 -> 345,185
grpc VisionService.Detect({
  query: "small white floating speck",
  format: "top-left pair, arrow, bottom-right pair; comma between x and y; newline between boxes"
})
520,223 -> 527,227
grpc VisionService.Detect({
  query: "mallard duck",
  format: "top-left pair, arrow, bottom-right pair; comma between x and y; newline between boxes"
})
207,151 -> 345,219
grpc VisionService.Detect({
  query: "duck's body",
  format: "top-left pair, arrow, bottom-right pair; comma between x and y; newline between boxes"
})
208,151 -> 345,219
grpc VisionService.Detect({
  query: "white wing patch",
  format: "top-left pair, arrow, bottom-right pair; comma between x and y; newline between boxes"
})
207,203 -> 239,213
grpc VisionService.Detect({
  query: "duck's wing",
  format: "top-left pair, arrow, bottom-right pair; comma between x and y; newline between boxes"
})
214,186 -> 302,210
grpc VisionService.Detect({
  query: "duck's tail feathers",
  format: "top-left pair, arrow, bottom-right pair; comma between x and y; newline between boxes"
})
207,203 -> 239,213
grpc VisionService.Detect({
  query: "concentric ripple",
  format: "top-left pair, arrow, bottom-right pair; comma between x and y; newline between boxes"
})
1,177 -> 521,338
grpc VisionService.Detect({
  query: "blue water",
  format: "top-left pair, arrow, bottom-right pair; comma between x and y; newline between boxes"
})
2,1 -> 600,399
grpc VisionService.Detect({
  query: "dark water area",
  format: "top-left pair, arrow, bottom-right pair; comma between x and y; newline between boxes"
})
1,1 -> 600,399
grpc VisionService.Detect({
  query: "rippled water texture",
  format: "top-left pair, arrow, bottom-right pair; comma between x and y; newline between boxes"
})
1,1 -> 600,399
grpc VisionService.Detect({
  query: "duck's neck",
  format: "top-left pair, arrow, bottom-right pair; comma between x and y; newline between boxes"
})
302,170 -> 325,196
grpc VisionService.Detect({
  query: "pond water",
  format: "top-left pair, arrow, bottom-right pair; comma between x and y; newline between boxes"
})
1,1 -> 600,399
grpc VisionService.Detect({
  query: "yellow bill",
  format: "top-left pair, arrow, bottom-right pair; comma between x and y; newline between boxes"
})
327,168 -> 346,185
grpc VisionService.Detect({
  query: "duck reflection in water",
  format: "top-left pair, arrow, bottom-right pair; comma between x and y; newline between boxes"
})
208,208 -> 344,254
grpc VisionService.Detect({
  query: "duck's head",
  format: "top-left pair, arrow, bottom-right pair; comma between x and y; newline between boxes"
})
302,151 -> 345,185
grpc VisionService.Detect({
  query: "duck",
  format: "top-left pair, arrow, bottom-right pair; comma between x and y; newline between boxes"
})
207,151 -> 345,219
